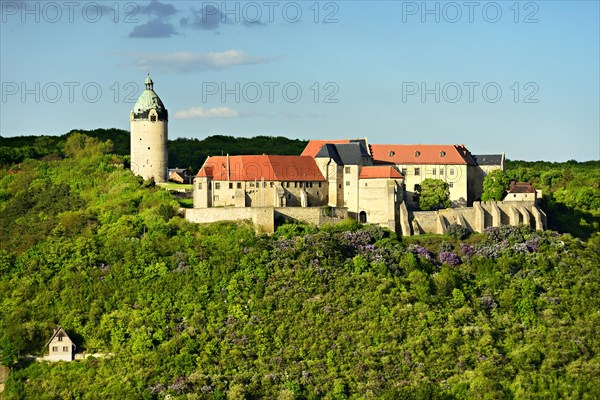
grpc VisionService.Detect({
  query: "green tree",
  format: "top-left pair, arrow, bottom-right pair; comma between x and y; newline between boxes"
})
417,179 -> 450,210
63,132 -> 113,159
481,169 -> 511,201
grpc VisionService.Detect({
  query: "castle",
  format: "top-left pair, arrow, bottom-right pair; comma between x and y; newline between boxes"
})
130,76 -> 546,235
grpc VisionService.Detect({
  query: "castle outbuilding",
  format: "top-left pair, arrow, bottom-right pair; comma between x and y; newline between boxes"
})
130,75 -> 168,182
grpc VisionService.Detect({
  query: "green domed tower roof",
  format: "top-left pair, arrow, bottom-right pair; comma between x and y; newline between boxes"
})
131,74 -> 168,121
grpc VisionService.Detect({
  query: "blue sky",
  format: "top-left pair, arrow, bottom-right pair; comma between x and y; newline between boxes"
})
1,0 -> 598,161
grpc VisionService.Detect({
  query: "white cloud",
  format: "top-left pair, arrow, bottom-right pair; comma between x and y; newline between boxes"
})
174,106 -> 240,119
123,50 -> 276,73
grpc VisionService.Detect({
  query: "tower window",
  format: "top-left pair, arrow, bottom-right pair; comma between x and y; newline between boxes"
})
148,147 -> 150,150
150,115 -> 156,122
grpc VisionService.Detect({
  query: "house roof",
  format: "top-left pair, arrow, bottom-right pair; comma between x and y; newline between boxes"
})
197,155 -> 325,182
301,139 -> 369,157
315,142 -> 372,165
508,181 -> 536,194
359,166 -> 403,179
301,139 -> 351,157
473,154 -> 503,166
45,326 -> 71,347
371,144 -> 476,165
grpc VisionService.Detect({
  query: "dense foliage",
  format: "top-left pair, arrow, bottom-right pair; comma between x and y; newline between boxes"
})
0,129 -> 308,172
481,170 -> 511,202
505,160 -> 600,239
415,179 -> 451,211
0,141 -> 598,398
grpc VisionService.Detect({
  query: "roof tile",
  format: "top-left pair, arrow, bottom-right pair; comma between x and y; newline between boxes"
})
197,155 -> 325,182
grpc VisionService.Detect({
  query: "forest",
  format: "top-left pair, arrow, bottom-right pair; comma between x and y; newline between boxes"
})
0,131 -> 598,398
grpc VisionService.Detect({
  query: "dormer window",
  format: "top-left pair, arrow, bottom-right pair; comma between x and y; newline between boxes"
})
389,151 -> 395,157
440,151 -> 446,157
415,151 -> 420,157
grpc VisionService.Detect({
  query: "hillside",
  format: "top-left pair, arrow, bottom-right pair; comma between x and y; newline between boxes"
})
0,136 -> 598,398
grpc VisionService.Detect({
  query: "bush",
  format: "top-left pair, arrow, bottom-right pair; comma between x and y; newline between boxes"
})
446,224 -> 470,240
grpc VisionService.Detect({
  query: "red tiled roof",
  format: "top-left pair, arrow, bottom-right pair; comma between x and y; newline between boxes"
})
359,166 -> 403,179
197,155 -> 325,182
301,139 -> 352,157
508,181 -> 536,194
371,144 -> 476,165
301,139 -> 350,158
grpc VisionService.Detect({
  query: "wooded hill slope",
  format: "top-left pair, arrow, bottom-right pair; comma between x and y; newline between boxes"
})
0,135 -> 598,398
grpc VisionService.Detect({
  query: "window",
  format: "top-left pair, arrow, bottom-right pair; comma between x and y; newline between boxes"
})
237,182 -> 242,189
414,167 -> 420,176
198,182 -> 202,190
389,151 -> 395,157
263,182 -> 267,188
58,336 -> 63,342
150,115 -> 156,122
440,151 -> 446,157
345,167 -> 351,174
214,182 -> 220,190
432,168 -> 436,176
317,191 -> 319,195
52,346 -> 58,352
270,182 -> 274,187
346,181 -> 350,186
359,211 -> 367,223
449,182 -> 454,188
229,183 -> 233,189
415,151 -> 421,157
401,168 -> 407,176
63,346 -> 69,352
294,182 -> 298,188
365,182 -> 368,186
286,182 -> 290,188
440,169 -> 444,175
318,182 -> 322,188
450,168 -> 455,176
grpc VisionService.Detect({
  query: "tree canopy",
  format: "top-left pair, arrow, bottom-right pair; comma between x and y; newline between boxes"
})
416,179 -> 451,210
482,170 -> 511,201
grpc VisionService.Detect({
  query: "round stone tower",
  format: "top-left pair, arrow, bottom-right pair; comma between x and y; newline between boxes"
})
130,74 -> 168,182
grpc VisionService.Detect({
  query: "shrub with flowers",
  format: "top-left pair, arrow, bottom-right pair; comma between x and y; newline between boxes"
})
439,251 -> 461,266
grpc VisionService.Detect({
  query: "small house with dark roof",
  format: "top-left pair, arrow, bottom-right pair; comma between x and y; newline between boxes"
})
504,181 -> 540,202
46,326 -> 75,362
168,168 -> 192,184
